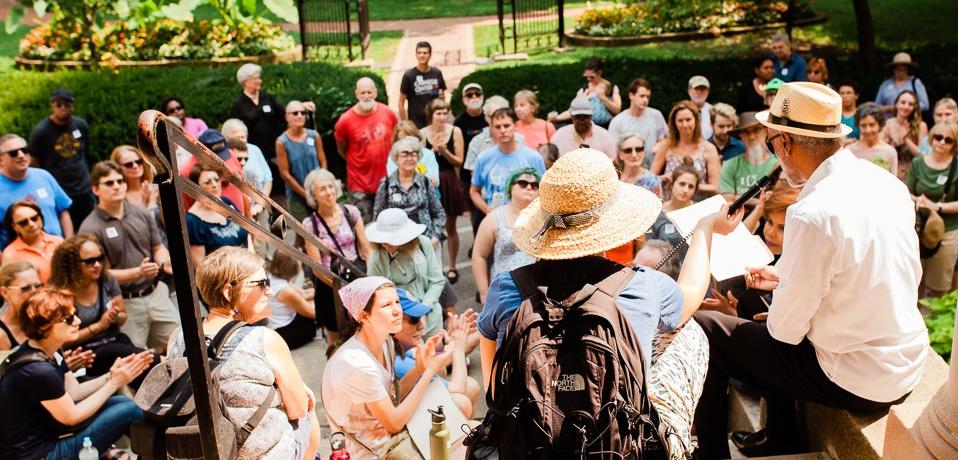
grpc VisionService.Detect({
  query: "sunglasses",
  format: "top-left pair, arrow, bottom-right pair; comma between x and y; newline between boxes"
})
288,110 -> 305,116
81,255 -> 105,266
237,156 -> 249,164
14,213 -> 41,227
247,278 -> 270,291
464,92 -> 483,99
201,176 -> 221,186
99,178 -> 126,188
514,180 -> 539,190
932,134 -> 956,145
621,146 -> 644,154
166,105 -> 184,114
2,147 -> 29,158
61,311 -> 79,325
55,101 -> 74,109
122,158 -> 144,169
9,282 -> 43,293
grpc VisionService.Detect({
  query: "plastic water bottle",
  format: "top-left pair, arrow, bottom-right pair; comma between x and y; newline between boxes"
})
78,437 -> 98,460
429,405 -> 451,460
328,432 -> 350,460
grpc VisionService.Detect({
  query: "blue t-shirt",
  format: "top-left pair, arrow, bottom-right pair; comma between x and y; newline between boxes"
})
186,197 -> 249,255
840,114 -> 860,140
710,135 -> 746,161
774,53 -> 807,82
0,168 -> 72,249
477,265 -> 684,370
471,145 -> 546,208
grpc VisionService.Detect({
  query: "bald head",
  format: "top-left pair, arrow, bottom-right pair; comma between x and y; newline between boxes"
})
355,77 -> 378,113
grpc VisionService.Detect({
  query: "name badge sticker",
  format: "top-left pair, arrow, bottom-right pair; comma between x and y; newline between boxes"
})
781,68 -> 789,76
307,138 -> 315,146
106,227 -> 119,239
938,175 -> 949,186
72,129 -> 82,139
262,105 -> 272,113
36,187 -> 48,199
412,251 -> 426,265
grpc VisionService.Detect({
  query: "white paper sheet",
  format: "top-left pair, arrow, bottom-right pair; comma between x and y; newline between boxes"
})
407,380 -> 469,459
666,195 -> 774,281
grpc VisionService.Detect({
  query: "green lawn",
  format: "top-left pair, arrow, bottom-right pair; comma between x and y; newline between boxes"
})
366,0 -> 614,21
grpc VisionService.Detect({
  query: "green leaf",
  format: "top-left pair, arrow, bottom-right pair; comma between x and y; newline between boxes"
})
263,0 -> 299,23
115,0 -> 131,19
3,6 -> 24,34
159,0 -> 202,22
33,0 -> 49,17
239,0 -> 257,17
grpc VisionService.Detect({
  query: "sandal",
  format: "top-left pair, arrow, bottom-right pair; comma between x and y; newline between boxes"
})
446,268 -> 459,285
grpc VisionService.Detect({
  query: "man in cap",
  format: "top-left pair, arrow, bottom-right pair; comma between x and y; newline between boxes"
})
455,83 -> 488,152
477,147 -> 741,458
550,96 -> 617,158
694,82 -> 929,457
770,32 -> 807,82
29,89 -> 96,229
718,111 -> 779,201
764,77 -> 785,108
688,76 -> 714,139
177,128 -> 248,217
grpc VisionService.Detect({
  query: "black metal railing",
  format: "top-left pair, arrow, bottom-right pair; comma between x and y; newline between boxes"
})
498,0 -> 564,55
135,110 -> 364,458
297,0 -> 370,61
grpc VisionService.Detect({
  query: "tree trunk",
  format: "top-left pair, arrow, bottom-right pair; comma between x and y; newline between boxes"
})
852,0 -> 877,69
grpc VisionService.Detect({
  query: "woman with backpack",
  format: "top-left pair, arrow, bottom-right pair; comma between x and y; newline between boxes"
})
165,246 -> 321,460
0,287 -> 151,460
321,276 -> 453,459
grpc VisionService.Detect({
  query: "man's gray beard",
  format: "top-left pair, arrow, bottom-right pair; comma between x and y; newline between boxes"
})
467,100 -> 483,111
358,100 -> 376,111
747,143 -> 765,163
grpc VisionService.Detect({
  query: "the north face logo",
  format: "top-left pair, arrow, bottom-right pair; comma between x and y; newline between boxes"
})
555,374 -> 586,392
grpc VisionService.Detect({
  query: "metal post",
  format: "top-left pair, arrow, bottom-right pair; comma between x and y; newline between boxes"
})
358,0 -> 370,60
297,0 -> 307,61
557,0 -> 565,48
497,0 -> 505,55
344,0 -> 354,61
785,0 -> 795,41
510,0 -> 518,54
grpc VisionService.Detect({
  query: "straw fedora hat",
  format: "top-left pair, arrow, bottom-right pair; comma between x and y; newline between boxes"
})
513,148 -> 661,260
365,208 -> 426,246
756,82 -> 853,139
886,52 -> 918,69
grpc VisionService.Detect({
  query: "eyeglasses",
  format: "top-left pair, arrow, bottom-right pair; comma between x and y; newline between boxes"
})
99,178 -> 125,188
122,159 -> 144,169
2,147 -> 29,158
201,176 -> 221,186
166,105 -> 184,114
55,101 -> 74,109
14,213 -> 41,227
61,311 -> 79,325
464,92 -> 483,99
621,146 -> 644,154
766,133 -> 784,154
80,255 -> 105,266
237,156 -> 249,164
398,150 -> 418,159
288,111 -> 305,116
8,282 -> 43,293
514,180 -> 539,190
932,134 -> 956,145
247,278 -> 270,291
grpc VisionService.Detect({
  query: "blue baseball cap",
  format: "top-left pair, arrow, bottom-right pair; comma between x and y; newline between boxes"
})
396,288 -> 432,318
197,129 -> 230,160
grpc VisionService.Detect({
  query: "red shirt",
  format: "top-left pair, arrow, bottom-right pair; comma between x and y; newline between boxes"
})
334,103 -> 398,194
178,152 -> 248,216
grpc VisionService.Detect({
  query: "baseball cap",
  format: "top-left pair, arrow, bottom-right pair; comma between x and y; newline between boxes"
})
50,89 -> 75,103
765,78 -> 785,94
396,288 -> 432,318
462,83 -> 483,94
570,95 -> 593,116
197,129 -> 230,160
688,76 -> 710,89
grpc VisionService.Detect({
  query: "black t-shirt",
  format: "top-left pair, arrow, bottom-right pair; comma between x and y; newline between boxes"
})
0,343 -> 69,460
229,91 -> 285,159
454,111 -> 487,152
28,116 -> 92,195
400,67 -> 446,128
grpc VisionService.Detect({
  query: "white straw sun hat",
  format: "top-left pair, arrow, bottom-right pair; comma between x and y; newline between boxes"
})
365,208 -> 426,246
513,148 -> 661,260
756,82 -> 852,139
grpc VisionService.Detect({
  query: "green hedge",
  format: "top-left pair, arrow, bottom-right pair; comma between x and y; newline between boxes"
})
0,62 -> 386,162
453,45 -> 958,119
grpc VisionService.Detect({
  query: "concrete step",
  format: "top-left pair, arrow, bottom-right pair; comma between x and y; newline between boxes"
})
729,385 -> 765,433
748,453 -> 832,459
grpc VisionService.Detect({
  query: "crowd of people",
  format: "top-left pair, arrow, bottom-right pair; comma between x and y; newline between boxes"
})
0,32 -> 951,459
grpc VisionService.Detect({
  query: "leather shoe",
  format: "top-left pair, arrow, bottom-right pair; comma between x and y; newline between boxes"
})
730,429 -> 775,457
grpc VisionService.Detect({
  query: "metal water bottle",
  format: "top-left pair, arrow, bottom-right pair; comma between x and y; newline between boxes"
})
329,432 -> 350,460
429,405 -> 451,460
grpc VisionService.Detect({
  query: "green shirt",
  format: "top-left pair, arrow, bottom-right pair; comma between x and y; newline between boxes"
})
719,155 -> 778,195
906,157 -> 958,231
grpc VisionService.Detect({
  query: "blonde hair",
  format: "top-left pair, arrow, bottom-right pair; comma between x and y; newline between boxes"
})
110,145 -> 154,183
710,103 -> 739,127
514,90 -> 540,112
929,122 -> 958,156
195,246 -> 265,312
393,120 -> 423,142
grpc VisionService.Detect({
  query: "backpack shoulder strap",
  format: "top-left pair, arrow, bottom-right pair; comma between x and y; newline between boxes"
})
208,320 -> 245,359
0,347 -> 55,378
236,384 -> 278,446
510,262 -> 539,300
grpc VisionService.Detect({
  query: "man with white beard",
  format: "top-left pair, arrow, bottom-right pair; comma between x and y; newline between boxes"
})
719,111 -> 779,202
688,75 -> 714,139
334,77 -> 398,222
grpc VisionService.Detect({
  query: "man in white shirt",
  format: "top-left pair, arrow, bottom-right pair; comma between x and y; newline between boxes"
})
688,75 -> 713,139
608,78 -> 667,169
693,82 -> 929,458
550,96 -> 617,159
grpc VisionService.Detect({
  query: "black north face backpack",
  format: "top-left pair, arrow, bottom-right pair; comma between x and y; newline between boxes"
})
465,260 -> 668,459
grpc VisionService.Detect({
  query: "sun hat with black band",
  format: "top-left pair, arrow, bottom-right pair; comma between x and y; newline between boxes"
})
513,148 -> 661,260
755,82 -> 853,139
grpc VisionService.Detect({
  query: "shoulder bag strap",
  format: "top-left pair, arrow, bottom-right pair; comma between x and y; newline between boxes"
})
340,204 -> 362,260
943,155 -> 958,200
315,210 -> 348,258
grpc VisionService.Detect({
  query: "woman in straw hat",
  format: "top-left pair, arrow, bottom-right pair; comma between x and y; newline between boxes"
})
476,147 -> 742,458
322,276 -> 451,460
696,82 -> 928,458
875,52 -> 929,115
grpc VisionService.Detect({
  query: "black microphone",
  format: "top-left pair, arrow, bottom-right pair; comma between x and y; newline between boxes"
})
728,164 -> 782,215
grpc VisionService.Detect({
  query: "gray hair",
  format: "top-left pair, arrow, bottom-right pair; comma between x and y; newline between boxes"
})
788,133 -> 842,160
236,63 -> 262,85
0,133 -> 25,146
390,136 -> 423,162
483,95 -> 510,116
771,32 -> 790,45
220,118 -> 248,138
616,132 -> 645,150
303,168 -> 342,209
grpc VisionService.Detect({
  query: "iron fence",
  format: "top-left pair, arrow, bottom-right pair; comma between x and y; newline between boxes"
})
498,0 -> 564,55
297,0 -> 370,61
